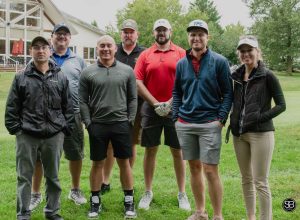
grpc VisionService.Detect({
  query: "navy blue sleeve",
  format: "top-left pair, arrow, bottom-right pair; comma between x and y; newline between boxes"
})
217,58 -> 233,124
172,61 -> 183,122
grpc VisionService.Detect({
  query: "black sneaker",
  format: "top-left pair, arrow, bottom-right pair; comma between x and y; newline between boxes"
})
124,195 -> 137,219
88,195 -> 102,218
45,214 -> 63,220
100,183 -> 110,195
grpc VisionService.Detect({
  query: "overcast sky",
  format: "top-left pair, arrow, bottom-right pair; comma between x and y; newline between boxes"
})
51,0 -> 252,30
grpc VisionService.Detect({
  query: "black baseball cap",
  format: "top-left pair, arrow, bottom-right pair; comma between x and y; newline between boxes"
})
31,36 -> 50,47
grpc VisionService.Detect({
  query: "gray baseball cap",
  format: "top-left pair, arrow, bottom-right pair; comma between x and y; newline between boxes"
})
153,19 -> 172,30
237,35 -> 258,49
121,19 -> 138,31
187,19 -> 209,34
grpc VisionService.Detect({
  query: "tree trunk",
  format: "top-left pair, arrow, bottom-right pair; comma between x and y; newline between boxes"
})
286,55 -> 293,75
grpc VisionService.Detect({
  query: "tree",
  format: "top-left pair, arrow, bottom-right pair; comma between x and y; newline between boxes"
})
115,0 -> 184,48
189,0 -> 221,27
91,20 -> 99,28
217,24 -> 245,65
247,0 -> 300,73
106,0 -> 247,65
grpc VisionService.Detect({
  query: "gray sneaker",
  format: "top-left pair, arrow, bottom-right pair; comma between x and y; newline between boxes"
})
68,189 -> 87,205
29,192 -> 42,211
178,192 -> 191,211
138,191 -> 153,210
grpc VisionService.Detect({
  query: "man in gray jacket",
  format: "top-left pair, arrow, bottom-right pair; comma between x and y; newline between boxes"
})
79,35 -> 137,219
5,36 -> 74,220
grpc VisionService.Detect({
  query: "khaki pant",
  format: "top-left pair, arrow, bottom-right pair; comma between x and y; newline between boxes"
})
233,132 -> 274,220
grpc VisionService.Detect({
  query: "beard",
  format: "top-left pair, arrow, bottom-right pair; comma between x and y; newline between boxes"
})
123,39 -> 135,47
155,35 -> 170,45
192,47 -> 203,52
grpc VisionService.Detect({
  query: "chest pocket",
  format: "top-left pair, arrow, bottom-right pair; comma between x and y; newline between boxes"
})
48,79 -> 63,109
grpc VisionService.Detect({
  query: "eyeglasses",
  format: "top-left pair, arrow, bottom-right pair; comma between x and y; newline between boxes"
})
32,45 -> 50,51
54,32 -> 70,37
239,48 -> 254,54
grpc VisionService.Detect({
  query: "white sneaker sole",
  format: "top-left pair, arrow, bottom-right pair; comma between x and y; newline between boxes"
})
68,195 -> 87,205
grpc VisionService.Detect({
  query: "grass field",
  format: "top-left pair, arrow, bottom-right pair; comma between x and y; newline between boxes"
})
0,72 -> 299,220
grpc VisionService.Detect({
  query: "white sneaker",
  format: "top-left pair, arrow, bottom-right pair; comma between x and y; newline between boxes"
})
68,189 -> 87,205
178,192 -> 191,211
88,195 -> 102,218
29,192 -> 42,211
124,195 -> 137,218
138,191 -> 153,210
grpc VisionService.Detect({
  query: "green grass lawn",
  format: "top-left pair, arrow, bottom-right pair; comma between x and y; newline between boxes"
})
0,72 -> 299,220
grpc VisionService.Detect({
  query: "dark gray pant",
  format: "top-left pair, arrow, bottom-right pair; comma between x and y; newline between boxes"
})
16,132 -> 64,218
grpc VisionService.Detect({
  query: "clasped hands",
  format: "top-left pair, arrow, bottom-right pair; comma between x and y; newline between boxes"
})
154,101 -> 172,117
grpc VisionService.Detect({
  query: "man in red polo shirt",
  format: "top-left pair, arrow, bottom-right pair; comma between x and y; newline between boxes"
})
134,18 -> 190,211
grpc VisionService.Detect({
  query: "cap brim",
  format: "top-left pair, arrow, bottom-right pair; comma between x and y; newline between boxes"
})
31,37 -> 49,46
53,26 -> 70,34
121,27 -> 136,31
187,26 -> 208,33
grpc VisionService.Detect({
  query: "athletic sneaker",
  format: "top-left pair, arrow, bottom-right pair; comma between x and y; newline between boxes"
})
45,213 -> 64,220
29,192 -> 42,211
100,183 -> 110,195
138,191 -> 153,210
124,195 -> 137,218
178,192 -> 191,211
68,189 -> 87,205
187,211 -> 209,220
88,195 -> 102,218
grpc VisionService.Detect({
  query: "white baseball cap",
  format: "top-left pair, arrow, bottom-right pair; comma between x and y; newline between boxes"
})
187,19 -> 209,34
153,19 -> 172,30
237,35 -> 259,49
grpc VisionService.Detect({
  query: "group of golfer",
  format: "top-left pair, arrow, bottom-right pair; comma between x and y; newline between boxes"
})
5,17 -> 286,220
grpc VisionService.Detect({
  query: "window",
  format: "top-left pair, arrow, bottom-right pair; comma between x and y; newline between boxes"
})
83,47 -> 96,60
89,48 -> 95,59
27,17 -> 39,27
10,3 -> 24,12
68,46 -> 76,53
0,39 -> 5,54
0,1 -> 6,9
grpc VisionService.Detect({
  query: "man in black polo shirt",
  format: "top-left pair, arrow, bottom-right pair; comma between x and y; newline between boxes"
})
101,19 -> 145,194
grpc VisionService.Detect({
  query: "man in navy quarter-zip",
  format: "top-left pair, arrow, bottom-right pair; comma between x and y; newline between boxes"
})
172,20 -> 233,220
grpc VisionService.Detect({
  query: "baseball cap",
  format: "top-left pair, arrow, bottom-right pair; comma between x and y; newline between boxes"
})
237,35 -> 258,49
31,36 -> 50,47
52,22 -> 71,34
153,19 -> 172,30
121,19 -> 138,31
187,19 -> 209,34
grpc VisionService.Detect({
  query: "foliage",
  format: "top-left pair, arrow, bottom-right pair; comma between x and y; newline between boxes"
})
115,0 -> 183,48
189,0 -> 222,30
90,19 -> 99,28
247,0 -> 300,72
216,23 -> 245,65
